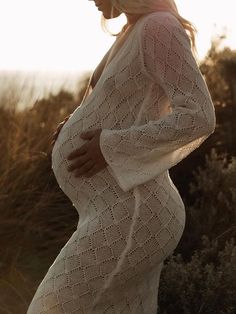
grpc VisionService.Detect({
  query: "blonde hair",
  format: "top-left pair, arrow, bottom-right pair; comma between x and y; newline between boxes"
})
101,0 -> 197,55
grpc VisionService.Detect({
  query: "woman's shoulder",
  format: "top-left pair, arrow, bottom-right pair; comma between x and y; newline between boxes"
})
136,10 -> 189,45
137,10 -> 184,33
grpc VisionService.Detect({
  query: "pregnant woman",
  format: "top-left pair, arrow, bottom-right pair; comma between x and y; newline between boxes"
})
27,0 -> 216,313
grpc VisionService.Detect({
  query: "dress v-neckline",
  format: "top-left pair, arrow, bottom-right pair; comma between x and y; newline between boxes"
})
81,15 -> 146,104
91,25 -> 136,89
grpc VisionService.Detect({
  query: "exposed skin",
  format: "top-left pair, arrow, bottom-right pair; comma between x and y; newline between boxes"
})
51,0 -> 141,178
91,0 -> 141,23
90,0 -> 121,19
67,129 -> 107,178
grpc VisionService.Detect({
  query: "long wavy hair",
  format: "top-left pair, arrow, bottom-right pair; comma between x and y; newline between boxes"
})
101,0 -> 197,55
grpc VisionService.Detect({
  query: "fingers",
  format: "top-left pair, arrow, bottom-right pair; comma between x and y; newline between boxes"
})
51,129 -> 60,140
67,144 -> 89,160
64,115 -> 71,121
80,130 -> 98,140
50,126 -> 64,146
67,129 -> 102,160
74,160 -> 95,177
83,165 -> 99,178
50,116 -> 72,146
50,131 -> 60,146
51,127 -> 105,178
51,130 -> 59,145
67,154 -> 88,172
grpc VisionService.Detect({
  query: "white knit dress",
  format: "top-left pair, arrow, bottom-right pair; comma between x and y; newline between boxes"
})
27,11 -> 216,314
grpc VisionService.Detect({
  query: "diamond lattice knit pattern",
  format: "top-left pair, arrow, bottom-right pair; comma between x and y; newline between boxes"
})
27,11 -> 216,314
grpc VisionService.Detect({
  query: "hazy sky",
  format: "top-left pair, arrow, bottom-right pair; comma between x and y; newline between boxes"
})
0,0 -> 235,74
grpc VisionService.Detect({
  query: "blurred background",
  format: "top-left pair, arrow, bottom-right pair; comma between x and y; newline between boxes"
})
0,0 -> 235,313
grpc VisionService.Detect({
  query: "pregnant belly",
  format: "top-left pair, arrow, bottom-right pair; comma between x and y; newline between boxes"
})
51,119 -> 85,190
51,107 -> 98,196
51,109 -> 115,216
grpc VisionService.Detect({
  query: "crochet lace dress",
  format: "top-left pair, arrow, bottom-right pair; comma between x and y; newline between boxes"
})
27,11 -> 216,314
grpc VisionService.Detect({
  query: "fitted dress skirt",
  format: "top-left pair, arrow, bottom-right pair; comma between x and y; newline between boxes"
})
27,115 -> 186,313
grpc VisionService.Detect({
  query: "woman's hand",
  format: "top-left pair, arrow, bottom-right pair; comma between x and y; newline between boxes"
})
51,114 -> 71,146
67,128 -> 108,178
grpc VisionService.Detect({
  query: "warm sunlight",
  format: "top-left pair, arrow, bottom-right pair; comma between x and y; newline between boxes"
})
1,2 -> 235,313
0,0 -> 235,73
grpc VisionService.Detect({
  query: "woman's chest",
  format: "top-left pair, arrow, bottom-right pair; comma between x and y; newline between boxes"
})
84,39 -> 147,115
91,26 -> 139,89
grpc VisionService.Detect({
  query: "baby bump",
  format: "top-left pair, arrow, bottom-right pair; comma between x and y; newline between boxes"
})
51,110 -> 102,203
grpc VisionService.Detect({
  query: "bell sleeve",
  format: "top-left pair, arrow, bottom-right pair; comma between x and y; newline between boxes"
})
99,12 -> 216,192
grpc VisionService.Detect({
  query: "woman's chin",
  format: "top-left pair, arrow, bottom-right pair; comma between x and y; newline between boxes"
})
102,10 -> 121,19
101,12 -> 109,19
102,12 -> 112,19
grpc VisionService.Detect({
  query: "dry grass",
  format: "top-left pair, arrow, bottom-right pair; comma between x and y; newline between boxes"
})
0,73 -> 89,313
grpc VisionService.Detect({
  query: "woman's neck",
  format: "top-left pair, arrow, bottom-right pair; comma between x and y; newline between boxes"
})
125,13 -> 143,26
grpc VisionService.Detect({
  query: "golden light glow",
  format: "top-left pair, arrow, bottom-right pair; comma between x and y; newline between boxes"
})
0,0 -> 235,73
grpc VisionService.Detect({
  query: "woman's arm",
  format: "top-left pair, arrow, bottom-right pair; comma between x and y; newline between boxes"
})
99,12 -> 216,192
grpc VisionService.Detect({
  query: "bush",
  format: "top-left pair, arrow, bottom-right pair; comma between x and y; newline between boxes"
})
158,236 -> 236,314
178,150 -> 236,258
